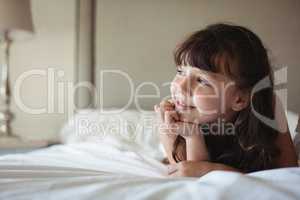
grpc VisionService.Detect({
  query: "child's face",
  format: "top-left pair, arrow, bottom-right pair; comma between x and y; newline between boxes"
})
170,65 -> 238,124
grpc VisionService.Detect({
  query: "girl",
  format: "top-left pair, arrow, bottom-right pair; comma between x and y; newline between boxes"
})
154,23 -> 298,177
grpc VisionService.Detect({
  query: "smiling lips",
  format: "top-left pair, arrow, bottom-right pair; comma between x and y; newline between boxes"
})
175,100 -> 195,110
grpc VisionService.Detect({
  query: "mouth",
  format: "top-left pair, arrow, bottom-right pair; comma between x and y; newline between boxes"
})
175,100 -> 195,110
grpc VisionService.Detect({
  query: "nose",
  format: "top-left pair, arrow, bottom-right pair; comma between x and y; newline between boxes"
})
177,77 -> 192,97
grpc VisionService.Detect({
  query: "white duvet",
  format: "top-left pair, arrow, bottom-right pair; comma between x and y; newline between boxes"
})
0,142 -> 300,200
0,109 -> 299,200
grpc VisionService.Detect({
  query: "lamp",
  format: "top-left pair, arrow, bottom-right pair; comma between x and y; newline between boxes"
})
0,0 -> 45,148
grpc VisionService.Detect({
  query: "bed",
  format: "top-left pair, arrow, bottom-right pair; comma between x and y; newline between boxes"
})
1,1 -> 299,198
0,109 -> 299,200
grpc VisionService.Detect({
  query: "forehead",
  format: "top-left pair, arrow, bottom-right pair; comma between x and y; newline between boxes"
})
179,65 -> 229,82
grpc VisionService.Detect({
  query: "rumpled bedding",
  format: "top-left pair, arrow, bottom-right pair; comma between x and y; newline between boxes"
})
0,142 -> 300,200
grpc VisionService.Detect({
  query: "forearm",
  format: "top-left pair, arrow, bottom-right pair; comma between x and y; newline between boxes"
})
167,160 -> 242,178
185,134 -> 209,161
213,162 -> 242,173
159,134 -> 178,164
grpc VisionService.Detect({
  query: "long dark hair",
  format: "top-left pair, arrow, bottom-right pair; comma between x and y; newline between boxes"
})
172,23 -> 280,172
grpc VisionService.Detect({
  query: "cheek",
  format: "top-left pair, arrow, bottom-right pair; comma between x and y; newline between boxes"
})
170,81 -> 176,94
192,87 -> 221,114
193,95 -> 220,114
223,86 -> 236,110
170,83 -> 176,100
170,78 -> 180,95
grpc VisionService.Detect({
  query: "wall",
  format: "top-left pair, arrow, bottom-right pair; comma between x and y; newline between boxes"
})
95,0 -> 300,112
10,0 -> 76,141
7,0 -> 300,141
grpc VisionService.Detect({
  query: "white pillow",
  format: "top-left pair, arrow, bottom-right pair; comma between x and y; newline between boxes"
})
60,109 -> 299,161
59,108 -> 165,160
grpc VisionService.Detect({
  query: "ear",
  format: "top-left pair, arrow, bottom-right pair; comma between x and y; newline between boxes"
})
231,90 -> 250,111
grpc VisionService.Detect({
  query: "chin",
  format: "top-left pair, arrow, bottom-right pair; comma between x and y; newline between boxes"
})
176,108 -> 219,124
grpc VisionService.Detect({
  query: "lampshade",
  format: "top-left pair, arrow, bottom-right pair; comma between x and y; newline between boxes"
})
0,0 -> 34,40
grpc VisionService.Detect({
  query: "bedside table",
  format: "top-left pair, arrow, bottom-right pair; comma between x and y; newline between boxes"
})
0,136 -> 55,156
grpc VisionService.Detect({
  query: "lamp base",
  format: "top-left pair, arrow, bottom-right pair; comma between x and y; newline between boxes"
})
0,32 -> 14,140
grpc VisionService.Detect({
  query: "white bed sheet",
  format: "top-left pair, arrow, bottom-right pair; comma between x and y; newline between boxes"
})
0,142 -> 300,200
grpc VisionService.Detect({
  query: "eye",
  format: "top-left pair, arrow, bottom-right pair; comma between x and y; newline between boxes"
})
176,69 -> 184,76
197,78 -> 211,87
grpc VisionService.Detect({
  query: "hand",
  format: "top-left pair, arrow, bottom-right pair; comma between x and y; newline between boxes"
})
167,160 -> 213,177
167,160 -> 240,178
173,121 -> 202,139
154,100 -> 202,139
155,99 -> 182,163
155,99 -> 208,162
154,99 -> 179,139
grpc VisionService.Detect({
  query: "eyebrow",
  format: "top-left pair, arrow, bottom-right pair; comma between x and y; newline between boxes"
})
200,71 -> 219,80
176,65 -> 228,82
182,66 -> 216,78
196,68 -> 227,81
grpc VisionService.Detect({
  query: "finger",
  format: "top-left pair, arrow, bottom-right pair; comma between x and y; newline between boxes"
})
167,99 -> 175,104
168,171 -> 180,177
177,111 -> 200,124
155,105 -> 165,123
176,122 -> 199,137
165,99 -> 175,110
160,100 -> 175,111
167,164 -> 178,174
157,100 -> 174,123
165,110 -> 179,124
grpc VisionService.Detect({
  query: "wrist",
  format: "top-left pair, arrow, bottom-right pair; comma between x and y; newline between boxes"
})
213,163 -> 241,173
185,133 -> 204,142
185,134 -> 209,161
